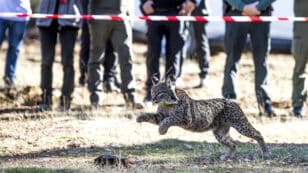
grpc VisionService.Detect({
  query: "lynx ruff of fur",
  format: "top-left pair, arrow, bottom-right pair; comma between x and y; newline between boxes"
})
137,75 -> 269,159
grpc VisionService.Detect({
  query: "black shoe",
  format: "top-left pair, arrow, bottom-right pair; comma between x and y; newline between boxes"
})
292,106 -> 304,117
79,74 -> 86,87
263,100 -> 275,117
2,77 -> 18,99
39,94 -> 53,111
143,89 -> 152,103
3,76 -> 15,89
123,92 -> 144,109
58,95 -> 71,111
39,103 -> 52,111
103,80 -> 120,93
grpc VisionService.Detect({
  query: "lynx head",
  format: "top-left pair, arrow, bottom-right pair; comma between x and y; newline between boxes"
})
151,74 -> 178,105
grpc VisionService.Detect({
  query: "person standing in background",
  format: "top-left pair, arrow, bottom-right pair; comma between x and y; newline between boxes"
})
140,0 -> 196,102
191,0 -> 211,88
79,0 -> 121,93
0,0 -> 31,89
88,0 -> 143,109
222,0 -> 275,116
291,0 -> 308,117
36,0 -> 82,111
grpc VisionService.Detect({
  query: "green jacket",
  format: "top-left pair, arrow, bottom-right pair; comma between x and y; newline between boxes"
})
294,0 -> 308,16
89,0 -> 133,15
224,0 -> 275,11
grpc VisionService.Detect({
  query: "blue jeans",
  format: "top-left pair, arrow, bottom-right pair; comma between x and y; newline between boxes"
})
0,18 -> 28,81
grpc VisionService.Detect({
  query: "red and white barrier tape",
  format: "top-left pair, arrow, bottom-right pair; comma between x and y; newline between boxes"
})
0,13 -> 307,22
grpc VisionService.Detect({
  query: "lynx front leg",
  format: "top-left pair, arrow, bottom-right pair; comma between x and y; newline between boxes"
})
136,113 -> 162,125
159,116 -> 184,135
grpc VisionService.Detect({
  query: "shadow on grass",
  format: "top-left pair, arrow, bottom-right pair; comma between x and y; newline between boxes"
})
1,139 -> 307,167
0,107 -> 41,115
1,168 -> 84,173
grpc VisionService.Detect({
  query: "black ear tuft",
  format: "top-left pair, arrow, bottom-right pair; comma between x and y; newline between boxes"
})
166,74 -> 176,87
165,67 -> 174,79
151,73 -> 160,85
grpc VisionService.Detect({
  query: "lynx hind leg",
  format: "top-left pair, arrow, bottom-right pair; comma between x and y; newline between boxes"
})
231,119 -> 269,157
213,125 -> 236,160
136,113 -> 159,124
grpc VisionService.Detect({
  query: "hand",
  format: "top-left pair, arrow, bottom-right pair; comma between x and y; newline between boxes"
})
142,0 -> 155,15
242,1 -> 261,16
180,0 -> 195,15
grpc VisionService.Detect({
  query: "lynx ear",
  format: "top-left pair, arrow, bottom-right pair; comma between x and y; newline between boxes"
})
166,74 -> 176,87
151,73 -> 160,85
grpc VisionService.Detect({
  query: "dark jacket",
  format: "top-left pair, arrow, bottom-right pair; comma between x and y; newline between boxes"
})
224,0 -> 275,11
294,0 -> 308,16
192,0 -> 208,16
139,0 -> 196,15
36,0 -> 82,28
89,0 -> 132,15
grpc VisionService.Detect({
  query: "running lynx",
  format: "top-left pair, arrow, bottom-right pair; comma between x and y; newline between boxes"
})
137,75 -> 269,159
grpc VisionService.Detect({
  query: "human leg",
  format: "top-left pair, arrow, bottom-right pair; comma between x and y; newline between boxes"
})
0,19 -> 7,46
111,21 -> 143,108
0,19 -> 10,87
5,20 -> 27,83
250,22 -> 273,116
192,21 -> 210,87
222,22 -> 248,100
165,21 -> 185,79
103,39 -> 120,93
88,20 -> 109,105
39,26 -> 58,109
144,21 -> 164,102
59,27 -> 78,110
79,20 -> 90,86
291,23 -> 308,117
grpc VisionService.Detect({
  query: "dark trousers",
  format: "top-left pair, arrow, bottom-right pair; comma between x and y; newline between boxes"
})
79,0 -> 117,82
145,20 -> 185,89
292,22 -> 308,108
222,11 -> 271,103
191,21 -> 210,79
191,0 -> 210,79
88,20 -> 135,103
39,24 -> 78,99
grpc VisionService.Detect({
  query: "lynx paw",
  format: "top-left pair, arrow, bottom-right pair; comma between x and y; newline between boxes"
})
219,154 -> 234,161
136,114 -> 147,123
262,151 -> 271,159
158,126 -> 168,135
220,150 -> 235,161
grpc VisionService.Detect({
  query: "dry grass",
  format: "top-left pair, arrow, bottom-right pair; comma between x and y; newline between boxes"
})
0,40 -> 307,172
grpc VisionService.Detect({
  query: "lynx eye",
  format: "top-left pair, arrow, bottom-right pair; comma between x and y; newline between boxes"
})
154,92 -> 165,101
157,92 -> 165,98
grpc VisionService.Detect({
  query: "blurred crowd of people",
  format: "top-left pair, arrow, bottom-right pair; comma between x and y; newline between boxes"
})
0,0 -> 306,117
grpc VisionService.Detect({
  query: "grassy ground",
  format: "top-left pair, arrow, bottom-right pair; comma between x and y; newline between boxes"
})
0,40 -> 307,172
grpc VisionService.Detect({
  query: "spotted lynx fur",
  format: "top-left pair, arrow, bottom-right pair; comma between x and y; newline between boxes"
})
137,75 -> 269,159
